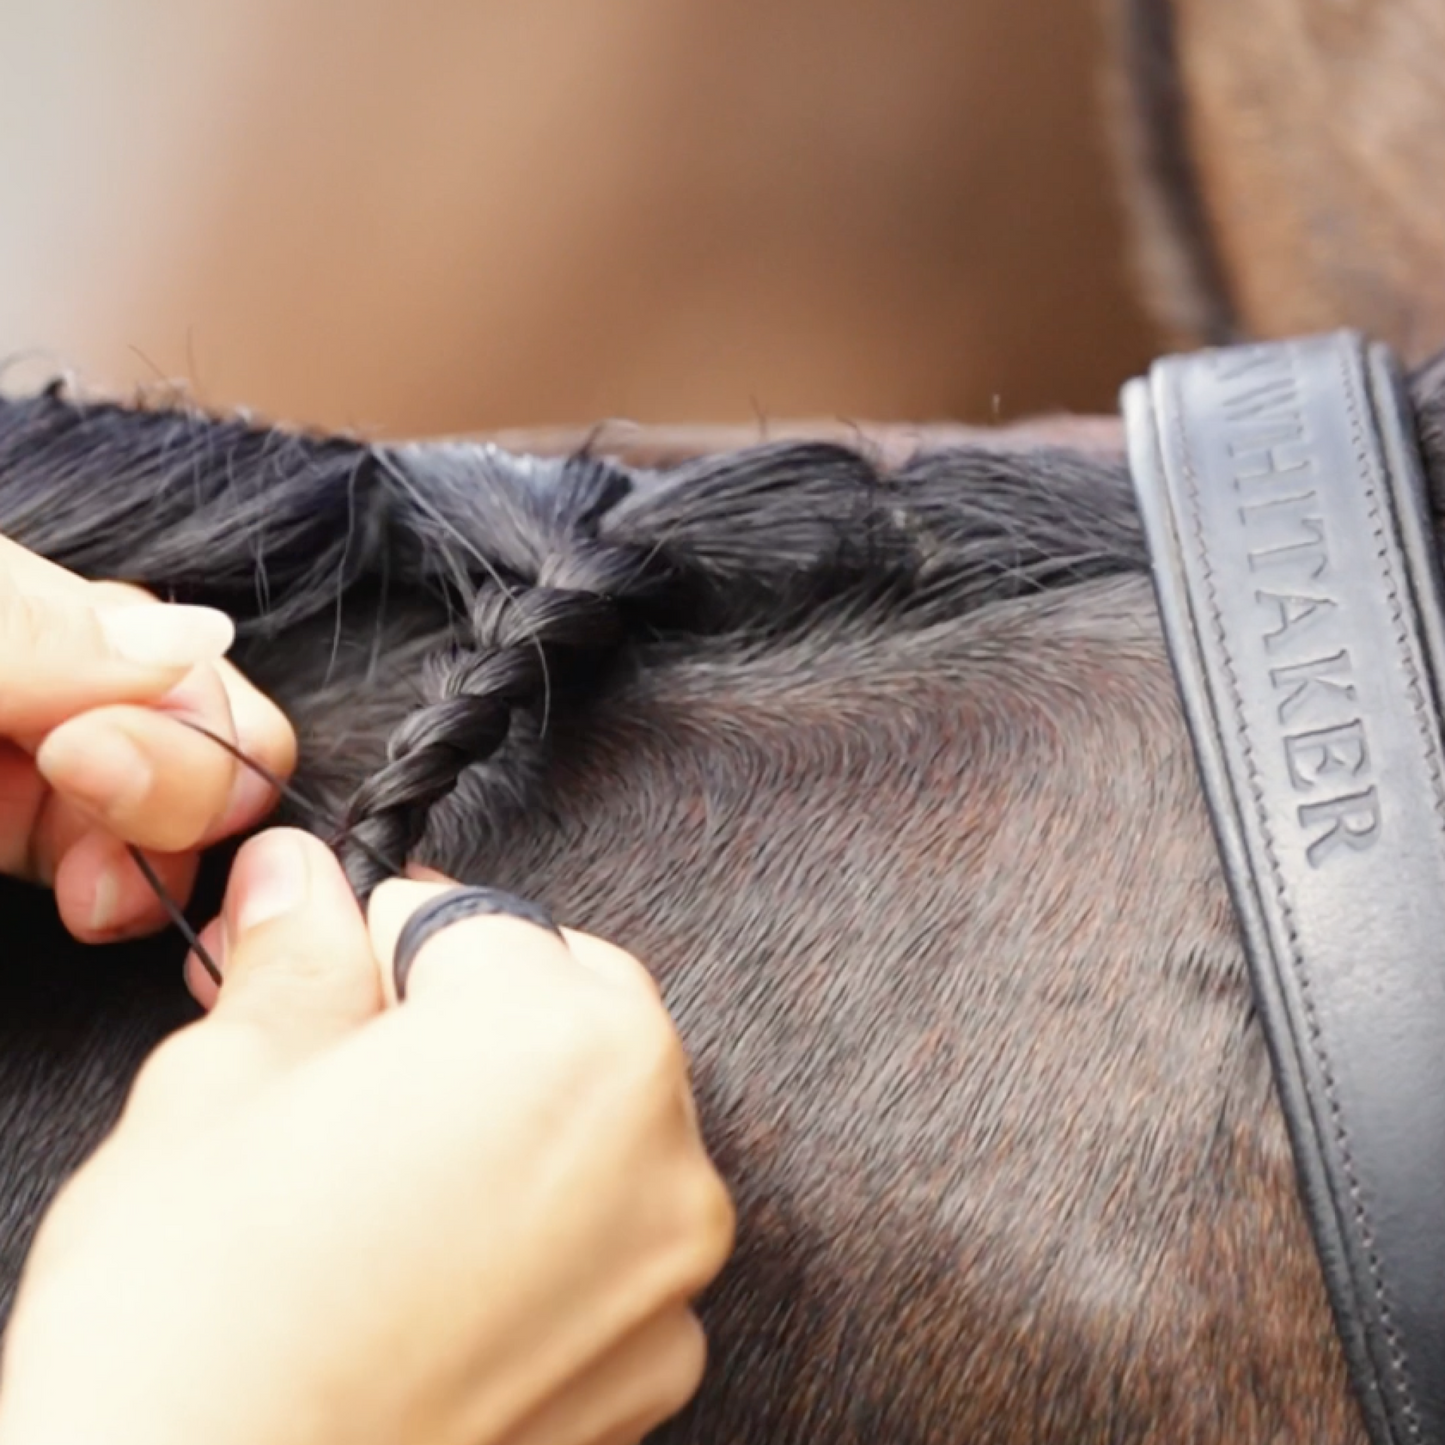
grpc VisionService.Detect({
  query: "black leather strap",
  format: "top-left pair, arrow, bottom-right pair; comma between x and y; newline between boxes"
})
1122,331 -> 1445,1445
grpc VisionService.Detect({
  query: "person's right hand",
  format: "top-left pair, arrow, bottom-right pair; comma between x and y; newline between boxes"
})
0,829 -> 734,1445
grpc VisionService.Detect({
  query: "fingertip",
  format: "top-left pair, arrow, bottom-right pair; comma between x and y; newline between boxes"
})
224,827 -> 358,942
560,928 -> 666,1004
367,879 -> 451,1003
367,880 -> 571,1006
35,714 -> 154,817
403,863 -> 454,885
0,585 -> 215,736
207,669 -> 298,838
217,765 -> 280,837
53,834 -> 198,943
37,703 -> 234,854
223,670 -> 298,778
95,602 -> 235,670
211,828 -> 381,1041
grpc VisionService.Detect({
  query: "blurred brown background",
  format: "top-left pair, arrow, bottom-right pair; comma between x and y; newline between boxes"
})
0,0 -> 1158,438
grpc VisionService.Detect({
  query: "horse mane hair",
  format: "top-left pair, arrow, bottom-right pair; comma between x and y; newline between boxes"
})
0,384 -> 1147,891
4,359 -> 1445,1440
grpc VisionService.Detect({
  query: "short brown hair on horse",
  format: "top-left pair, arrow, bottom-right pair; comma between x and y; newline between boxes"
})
8,365 -> 1445,1439
5,7 -> 1445,1436
1108,0 -> 1445,364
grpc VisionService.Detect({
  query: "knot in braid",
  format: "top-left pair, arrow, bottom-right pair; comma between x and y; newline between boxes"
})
337,455 -> 657,897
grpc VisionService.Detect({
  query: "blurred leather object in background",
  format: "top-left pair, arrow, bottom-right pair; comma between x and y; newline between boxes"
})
0,0 -> 1156,435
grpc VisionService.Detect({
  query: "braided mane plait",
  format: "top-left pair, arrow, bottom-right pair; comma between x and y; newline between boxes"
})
0,386 -> 1179,904
8,369 -> 1445,902
336,453 -> 664,896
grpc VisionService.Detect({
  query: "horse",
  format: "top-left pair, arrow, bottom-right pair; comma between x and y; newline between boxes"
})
1108,0 -> 1445,360
7,360 -> 1445,1443
4,5 -> 1445,1440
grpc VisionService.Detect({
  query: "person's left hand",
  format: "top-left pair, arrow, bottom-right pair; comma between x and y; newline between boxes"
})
0,534 -> 296,942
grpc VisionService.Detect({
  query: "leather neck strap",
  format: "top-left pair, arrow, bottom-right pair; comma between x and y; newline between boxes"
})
1122,331 -> 1445,1445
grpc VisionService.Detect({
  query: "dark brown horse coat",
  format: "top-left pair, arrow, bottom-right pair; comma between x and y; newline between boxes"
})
1110,0 -> 1445,362
10,380 -> 1434,1443
2,5 -> 1444,1441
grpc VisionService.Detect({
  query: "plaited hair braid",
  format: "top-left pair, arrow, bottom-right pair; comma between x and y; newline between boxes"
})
336,453 -> 663,896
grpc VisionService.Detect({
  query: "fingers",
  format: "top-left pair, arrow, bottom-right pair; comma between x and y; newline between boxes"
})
181,915 -> 225,1008
128,830 -> 382,1134
52,833 -> 199,944
209,830 -> 382,1049
27,662 -> 290,939
559,930 -> 668,1007
368,879 -> 667,1010
34,620 -> 296,857
0,560 -> 234,737
10,579 -> 297,937
74,579 -> 298,841
208,658 -> 297,836
362,879 -> 731,1435
366,879 -> 584,1008
0,742 -> 49,876
35,664 -> 240,854
367,877 -> 711,1148
499,1308 -> 708,1445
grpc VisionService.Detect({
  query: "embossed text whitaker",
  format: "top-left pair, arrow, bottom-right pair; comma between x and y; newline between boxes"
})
1210,345 -> 1380,866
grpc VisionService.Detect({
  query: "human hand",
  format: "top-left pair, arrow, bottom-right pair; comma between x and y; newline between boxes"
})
0,534 -> 295,941
0,830 -> 734,1445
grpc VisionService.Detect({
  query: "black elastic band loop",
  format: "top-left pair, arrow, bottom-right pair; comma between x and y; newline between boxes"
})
392,886 -> 563,1001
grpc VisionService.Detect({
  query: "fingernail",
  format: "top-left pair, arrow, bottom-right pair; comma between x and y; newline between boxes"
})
89,860 -> 124,934
228,831 -> 311,939
98,604 -> 235,669
37,724 -> 154,816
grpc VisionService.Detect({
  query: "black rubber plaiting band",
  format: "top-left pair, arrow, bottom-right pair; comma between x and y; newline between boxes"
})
391,886 -> 563,1000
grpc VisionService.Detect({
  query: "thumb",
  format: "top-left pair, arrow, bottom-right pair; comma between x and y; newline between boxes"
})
211,829 -> 384,1053
0,567 -> 235,735
124,831 -> 383,1138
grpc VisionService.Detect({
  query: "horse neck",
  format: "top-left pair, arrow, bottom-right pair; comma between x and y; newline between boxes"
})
376,572 -> 1357,1443
17,382 -> 1445,1439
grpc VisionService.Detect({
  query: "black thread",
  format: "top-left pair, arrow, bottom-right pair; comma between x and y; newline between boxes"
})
129,719 -> 399,988
171,717 -> 397,882
126,843 -> 221,985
